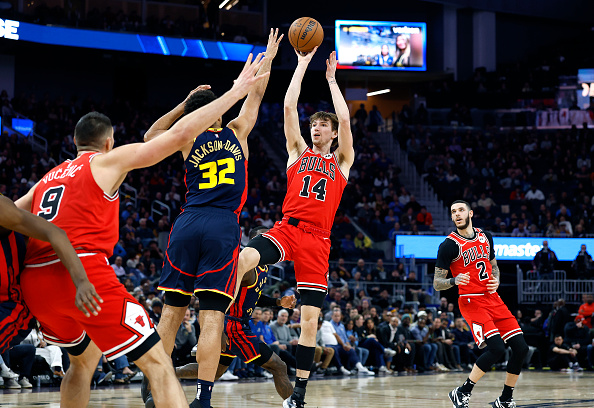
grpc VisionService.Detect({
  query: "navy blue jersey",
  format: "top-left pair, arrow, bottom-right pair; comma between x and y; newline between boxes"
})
228,266 -> 268,319
183,127 -> 247,215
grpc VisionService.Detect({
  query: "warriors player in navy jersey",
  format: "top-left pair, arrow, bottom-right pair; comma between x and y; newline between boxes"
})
143,29 -> 282,408
434,200 -> 528,408
142,226 -> 295,408
0,195 -> 101,354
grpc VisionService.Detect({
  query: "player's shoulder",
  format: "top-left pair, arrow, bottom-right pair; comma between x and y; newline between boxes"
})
439,236 -> 459,252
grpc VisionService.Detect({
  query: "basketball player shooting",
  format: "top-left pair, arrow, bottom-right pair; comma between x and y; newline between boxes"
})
434,200 -> 529,408
237,48 -> 356,408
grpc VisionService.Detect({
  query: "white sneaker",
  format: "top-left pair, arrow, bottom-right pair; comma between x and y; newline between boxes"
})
379,366 -> 393,374
0,368 -> 19,379
437,363 -> 450,372
18,377 -> 32,388
384,348 -> 397,357
219,371 -> 239,381
191,345 -> 197,357
340,366 -> 351,375
4,378 -> 21,389
357,367 -> 376,376
262,371 -> 273,379
0,376 -> 4,386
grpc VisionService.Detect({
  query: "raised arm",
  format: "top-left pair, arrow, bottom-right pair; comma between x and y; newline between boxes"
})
228,28 -> 282,141
0,196 -> 102,317
326,51 -> 354,173
144,85 -> 212,142
93,53 -> 269,194
284,48 -> 317,164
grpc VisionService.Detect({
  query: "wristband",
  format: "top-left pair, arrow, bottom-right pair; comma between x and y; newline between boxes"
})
450,277 -> 456,286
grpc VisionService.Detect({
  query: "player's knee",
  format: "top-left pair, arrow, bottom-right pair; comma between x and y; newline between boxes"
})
265,354 -> 287,375
238,247 -> 260,274
489,337 -> 506,360
509,336 -> 529,359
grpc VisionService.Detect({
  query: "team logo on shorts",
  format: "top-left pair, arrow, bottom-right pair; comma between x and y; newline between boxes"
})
472,322 -> 484,344
121,300 -> 154,337
478,235 -> 486,243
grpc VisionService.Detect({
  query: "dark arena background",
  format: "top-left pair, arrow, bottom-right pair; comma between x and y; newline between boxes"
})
0,0 -> 593,406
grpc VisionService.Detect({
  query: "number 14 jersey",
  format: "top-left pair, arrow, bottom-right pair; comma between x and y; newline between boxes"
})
283,148 -> 347,231
435,228 -> 495,295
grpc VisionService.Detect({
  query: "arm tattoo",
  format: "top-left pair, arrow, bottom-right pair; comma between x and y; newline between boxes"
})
491,264 -> 500,281
433,267 -> 453,291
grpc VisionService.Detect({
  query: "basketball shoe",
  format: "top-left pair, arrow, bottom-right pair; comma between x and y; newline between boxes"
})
490,397 -> 517,408
283,393 -> 305,408
448,387 -> 471,408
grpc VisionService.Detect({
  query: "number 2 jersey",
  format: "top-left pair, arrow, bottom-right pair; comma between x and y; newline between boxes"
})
435,228 -> 495,295
25,152 -> 119,266
282,148 -> 347,231
182,127 -> 247,216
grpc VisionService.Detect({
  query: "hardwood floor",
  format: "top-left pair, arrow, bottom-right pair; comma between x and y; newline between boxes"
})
1,370 -> 593,407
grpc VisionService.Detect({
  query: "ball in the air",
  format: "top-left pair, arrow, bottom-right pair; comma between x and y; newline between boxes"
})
288,17 -> 324,54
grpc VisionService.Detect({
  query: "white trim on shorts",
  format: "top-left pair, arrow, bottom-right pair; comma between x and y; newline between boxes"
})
502,328 -> 523,342
43,331 -> 87,347
25,253 -> 98,268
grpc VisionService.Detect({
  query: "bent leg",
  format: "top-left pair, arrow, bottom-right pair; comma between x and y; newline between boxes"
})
259,345 -> 293,399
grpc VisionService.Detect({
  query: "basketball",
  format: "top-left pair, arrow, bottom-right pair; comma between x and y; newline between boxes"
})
288,17 -> 324,54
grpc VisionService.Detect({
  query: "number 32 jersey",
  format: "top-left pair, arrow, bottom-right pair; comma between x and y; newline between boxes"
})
435,228 -> 495,295
282,148 -> 347,231
183,127 -> 247,216
26,152 -> 119,265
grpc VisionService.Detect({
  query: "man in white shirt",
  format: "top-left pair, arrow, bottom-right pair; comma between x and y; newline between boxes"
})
111,256 -> 126,278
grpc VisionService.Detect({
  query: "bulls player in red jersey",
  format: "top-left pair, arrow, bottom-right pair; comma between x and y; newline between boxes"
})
0,195 -> 100,355
237,48 -> 355,408
434,200 -> 529,408
15,54 -> 268,408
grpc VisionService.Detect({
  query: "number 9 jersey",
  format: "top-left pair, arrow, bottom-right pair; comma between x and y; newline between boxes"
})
435,228 -> 495,295
26,152 -> 120,265
183,127 -> 247,215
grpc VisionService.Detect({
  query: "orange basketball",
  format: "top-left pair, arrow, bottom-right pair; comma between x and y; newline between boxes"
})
288,17 -> 324,54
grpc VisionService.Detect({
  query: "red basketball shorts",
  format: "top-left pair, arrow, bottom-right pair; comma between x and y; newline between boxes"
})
459,292 -> 522,348
263,219 -> 331,293
21,254 -> 157,361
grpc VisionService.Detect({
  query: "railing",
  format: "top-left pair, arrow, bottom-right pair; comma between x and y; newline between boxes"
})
151,199 -> 170,220
517,269 -> 594,305
343,281 -> 440,307
60,148 -> 75,162
120,183 -> 138,207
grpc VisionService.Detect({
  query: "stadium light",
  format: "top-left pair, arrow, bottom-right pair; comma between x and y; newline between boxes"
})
366,89 -> 391,97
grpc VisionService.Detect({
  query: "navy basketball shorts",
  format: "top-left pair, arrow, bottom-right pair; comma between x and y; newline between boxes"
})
158,208 -> 240,302
221,317 -> 261,363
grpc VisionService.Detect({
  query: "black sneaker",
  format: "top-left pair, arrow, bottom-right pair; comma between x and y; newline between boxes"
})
283,394 -> 306,408
189,399 -> 213,408
448,387 -> 471,408
490,397 -> 517,408
140,376 -> 151,402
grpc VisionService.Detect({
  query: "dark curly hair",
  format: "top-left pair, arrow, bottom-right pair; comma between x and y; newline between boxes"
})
184,90 -> 218,115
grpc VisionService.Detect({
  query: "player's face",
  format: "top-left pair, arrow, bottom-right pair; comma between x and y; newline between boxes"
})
451,204 -> 472,229
310,119 -> 337,147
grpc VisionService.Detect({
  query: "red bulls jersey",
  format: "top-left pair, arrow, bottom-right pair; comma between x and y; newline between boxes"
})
0,231 -> 26,303
26,152 -> 119,265
282,148 -> 347,231
435,228 -> 495,295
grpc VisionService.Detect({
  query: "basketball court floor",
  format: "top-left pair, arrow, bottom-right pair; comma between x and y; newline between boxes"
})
1,371 -> 593,407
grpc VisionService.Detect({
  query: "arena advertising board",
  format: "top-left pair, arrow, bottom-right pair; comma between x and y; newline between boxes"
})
394,235 -> 593,261
0,19 -> 266,61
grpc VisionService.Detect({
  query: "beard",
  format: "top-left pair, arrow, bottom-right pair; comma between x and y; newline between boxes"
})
455,214 -> 470,230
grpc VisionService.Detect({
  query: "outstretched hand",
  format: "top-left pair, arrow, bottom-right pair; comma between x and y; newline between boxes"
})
295,46 -> 318,63
326,51 -> 337,81
231,53 -> 269,98
265,28 -> 283,60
